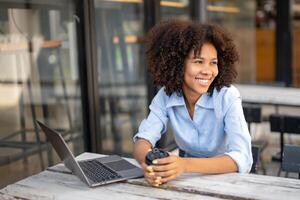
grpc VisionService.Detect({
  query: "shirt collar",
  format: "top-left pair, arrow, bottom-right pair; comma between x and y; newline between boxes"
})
195,93 -> 214,109
166,92 -> 214,109
166,93 -> 185,108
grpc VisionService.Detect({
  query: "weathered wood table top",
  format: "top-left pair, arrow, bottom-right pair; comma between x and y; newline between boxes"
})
1,152 -> 300,200
235,84 -> 300,107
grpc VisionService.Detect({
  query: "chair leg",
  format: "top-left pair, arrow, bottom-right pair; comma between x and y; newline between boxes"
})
20,95 -> 28,166
277,132 -> 284,177
280,132 -> 284,161
27,79 -> 45,170
56,48 -> 73,130
17,54 -> 28,166
42,105 -> 53,167
277,163 -> 282,177
284,171 -> 288,178
259,154 -> 266,175
109,98 -> 122,154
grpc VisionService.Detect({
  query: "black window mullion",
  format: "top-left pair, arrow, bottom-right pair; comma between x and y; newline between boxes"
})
144,0 -> 160,109
190,0 -> 207,22
76,0 -> 101,153
276,0 -> 292,86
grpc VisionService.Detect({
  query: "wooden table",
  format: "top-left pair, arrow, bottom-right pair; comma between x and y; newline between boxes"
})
235,84 -> 300,108
1,153 -> 300,200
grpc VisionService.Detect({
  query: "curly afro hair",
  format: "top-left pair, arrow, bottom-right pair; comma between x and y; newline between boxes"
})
145,19 -> 238,96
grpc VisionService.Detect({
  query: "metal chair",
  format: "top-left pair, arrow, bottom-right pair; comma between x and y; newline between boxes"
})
270,115 -> 300,162
0,41 -> 74,169
243,103 -> 267,174
282,144 -> 300,179
0,48 -> 45,169
269,114 -> 300,176
250,145 -> 259,173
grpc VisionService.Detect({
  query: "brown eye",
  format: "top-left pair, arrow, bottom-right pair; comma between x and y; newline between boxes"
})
194,60 -> 203,64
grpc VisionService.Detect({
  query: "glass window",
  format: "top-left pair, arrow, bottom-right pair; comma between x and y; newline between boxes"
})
161,0 -> 190,20
207,0 -> 256,84
0,0 -> 84,187
293,0 -> 300,87
255,0 -> 276,84
93,0 -> 147,156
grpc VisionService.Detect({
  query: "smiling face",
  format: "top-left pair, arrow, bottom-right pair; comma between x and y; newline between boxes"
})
182,42 -> 219,100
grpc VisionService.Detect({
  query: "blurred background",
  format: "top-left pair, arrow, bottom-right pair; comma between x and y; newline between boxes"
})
0,0 -> 300,188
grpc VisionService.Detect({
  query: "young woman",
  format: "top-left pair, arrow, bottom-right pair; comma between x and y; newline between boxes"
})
133,19 -> 252,187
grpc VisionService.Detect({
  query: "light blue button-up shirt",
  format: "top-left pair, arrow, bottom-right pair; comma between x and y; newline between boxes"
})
133,85 -> 253,173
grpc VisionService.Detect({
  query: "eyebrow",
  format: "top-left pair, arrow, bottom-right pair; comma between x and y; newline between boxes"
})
192,56 -> 218,60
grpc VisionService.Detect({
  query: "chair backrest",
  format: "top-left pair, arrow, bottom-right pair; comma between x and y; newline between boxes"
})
250,145 -> 259,173
282,144 -> 300,174
270,114 -> 300,134
243,104 -> 262,124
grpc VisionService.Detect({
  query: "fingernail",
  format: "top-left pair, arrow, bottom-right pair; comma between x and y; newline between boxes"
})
149,172 -> 154,176
155,179 -> 161,184
152,160 -> 158,164
153,184 -> 160,187
156,176 -> 161,180
147,166 -> 153,172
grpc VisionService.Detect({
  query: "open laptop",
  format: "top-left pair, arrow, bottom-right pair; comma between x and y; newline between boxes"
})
36,121 -> 143,187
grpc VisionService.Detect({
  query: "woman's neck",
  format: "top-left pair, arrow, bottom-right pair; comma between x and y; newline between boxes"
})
183,91 -> 202,119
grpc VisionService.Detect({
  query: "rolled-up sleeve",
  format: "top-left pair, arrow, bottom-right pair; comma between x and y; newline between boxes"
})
133,90 -> 169,147
223,98 -> 253,173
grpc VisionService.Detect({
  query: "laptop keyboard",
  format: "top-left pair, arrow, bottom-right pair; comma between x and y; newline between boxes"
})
79,160 -> 122,183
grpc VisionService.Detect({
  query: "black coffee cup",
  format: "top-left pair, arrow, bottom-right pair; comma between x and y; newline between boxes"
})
145,148 -> 169,165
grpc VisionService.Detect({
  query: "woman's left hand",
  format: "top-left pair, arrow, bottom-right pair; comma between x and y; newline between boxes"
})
151,155 -> 186,184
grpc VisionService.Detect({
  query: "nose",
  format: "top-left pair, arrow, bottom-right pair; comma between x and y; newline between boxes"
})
200,65 -> 212,75
200,69 -> 210,75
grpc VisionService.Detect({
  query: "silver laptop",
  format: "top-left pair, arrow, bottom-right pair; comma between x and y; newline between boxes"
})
37,121 -> 143,187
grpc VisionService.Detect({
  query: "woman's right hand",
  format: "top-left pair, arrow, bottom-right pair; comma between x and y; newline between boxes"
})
141,162 -> 162,187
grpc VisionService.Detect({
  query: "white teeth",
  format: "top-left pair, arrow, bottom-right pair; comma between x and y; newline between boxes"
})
195,78 -> 210,85
198,79 -> 208,83
196,78 -> 208,83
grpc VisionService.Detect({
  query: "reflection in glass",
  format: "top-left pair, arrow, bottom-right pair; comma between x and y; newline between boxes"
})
293,0 -> 300,87
161,0 -> 190,20
0,0 -> 84,188
255,0 -> 276,84
94,0 -> 147,156
208,0 -> 256,84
